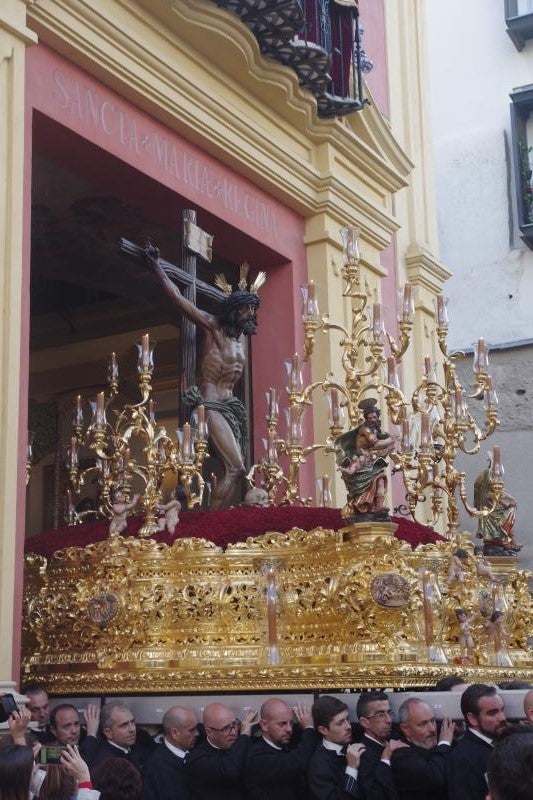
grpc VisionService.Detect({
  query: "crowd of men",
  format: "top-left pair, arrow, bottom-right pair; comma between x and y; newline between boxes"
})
18,680 -> 533,800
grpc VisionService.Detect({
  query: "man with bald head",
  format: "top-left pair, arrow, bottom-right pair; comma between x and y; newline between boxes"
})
244,698 -> 318,799
391,698 -> 454,800
185,702 -> 258,800
142,705 -> 199,800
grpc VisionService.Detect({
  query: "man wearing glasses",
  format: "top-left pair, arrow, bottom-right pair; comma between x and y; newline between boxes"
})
185,702 -> 258,799
356,691 -> 406,799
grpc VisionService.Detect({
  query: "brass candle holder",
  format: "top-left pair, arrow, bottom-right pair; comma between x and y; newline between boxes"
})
66,335 -> 209,536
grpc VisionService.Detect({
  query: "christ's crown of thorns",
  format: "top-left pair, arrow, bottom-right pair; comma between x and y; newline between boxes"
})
214,262 -> 267,296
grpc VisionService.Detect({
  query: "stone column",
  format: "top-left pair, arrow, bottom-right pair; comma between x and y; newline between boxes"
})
0,0 -> 36,685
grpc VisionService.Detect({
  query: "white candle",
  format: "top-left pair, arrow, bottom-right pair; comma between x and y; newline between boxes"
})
198,404 -> 206,437
491,446 -> 504,479
372,302 -> 382,340
69,436 -> 78,468
436,295 -> 448,326
387,357 -> 400,389
454,387 -> 463,421
330,389 -> 340,424
74,395 -> 83,427
182,422 -> 192,460
420,412 -> 430,446
96,392 -> 106,430
403,284 -> 413,322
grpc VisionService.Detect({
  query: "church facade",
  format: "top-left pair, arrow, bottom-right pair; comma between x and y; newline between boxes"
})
1,0 -> 448,690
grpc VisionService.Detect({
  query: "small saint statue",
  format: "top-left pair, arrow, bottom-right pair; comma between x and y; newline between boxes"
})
157,489 -> 182,534
474,461 -> 522,556
334,398 -> 395,522
109,489 -> 140,536
446,549 -> 468,586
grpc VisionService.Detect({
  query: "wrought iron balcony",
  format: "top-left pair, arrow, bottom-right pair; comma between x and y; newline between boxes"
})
214,0 -> 371,118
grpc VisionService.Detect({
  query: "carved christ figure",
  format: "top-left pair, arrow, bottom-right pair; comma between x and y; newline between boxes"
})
146,245 -> 265,509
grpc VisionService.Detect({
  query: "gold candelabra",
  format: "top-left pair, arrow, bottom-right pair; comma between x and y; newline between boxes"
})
248,225 -> 502,534
391,311 -> 501,533
66,335 -> 209,536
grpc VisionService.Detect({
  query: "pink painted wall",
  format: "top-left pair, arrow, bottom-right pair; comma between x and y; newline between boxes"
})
25,44 -> 309,473
359,0 -> 390,118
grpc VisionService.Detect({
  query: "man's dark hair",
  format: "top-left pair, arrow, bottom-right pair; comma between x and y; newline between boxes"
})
312,696 -> 348,730
50,703 -> 79,729
20,681 -> 48,697
460,683 -> 497,720
356,691 -> 388,719
487,725 -> 533,800
498,680 -> 533,690
434,675 -> 466,691
217,291 -> 260,337
92,757 -> 142,800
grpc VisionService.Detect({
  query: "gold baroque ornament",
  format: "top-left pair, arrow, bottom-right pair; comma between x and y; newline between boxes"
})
21,525 -> 533,693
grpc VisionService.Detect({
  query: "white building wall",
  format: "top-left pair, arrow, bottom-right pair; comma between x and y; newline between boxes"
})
426,0 -> 533,348
426,0 -> 533,570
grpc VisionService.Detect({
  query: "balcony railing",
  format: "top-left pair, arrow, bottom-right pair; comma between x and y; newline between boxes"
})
214,0 -> 371,118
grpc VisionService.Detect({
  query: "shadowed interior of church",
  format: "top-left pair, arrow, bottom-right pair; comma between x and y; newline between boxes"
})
27,114 -> 292,534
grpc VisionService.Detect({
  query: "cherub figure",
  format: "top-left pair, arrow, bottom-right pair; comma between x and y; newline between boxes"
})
446,549 -> 468,586
109,489 -> 140,535
157,489 -> 182,534
474,546 -> 495,582
455,607 -> 478,663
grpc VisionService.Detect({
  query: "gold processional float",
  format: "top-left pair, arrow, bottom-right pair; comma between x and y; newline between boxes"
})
22,227 -> 533,693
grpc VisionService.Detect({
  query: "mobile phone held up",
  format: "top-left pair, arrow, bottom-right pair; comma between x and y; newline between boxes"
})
39,746 -> 66,765
0,694 -> 18,723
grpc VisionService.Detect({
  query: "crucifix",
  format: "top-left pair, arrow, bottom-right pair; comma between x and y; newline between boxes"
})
119,211 -> 262,509
119,209 -> 222,410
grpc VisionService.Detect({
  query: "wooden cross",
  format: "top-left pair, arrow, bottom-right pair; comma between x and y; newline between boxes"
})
118,210 -> 222,395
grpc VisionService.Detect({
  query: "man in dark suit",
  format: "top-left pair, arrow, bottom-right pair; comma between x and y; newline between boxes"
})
446,683 -> 507,800
245,697 -> 318,799
307,695 -> 365,799
21,682 -> 51,743
486,724 -> 533,800
142,705 -> 199,800
184,702 -> 258,800
356,691 -> 406,800
391,698 -> 454,800
83,701 -> 155,777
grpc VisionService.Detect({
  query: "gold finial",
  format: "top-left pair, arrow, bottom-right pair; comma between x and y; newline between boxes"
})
238,262 -> 250,291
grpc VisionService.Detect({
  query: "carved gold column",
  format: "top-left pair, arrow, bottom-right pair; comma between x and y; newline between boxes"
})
0,0 -> 36,688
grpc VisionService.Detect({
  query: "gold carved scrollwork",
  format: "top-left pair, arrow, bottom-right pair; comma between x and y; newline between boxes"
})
22,526 -> 533,692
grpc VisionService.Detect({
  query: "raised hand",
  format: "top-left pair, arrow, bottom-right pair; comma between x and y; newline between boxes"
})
382,738 -> 409,760
240,707 -> 260,736
294,702 -> 313,729
346,742 -> 365,769
8,707 -> 31,745
84,703 -> 100,738
438,717 -> 455,743
60,744 -> 91,783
